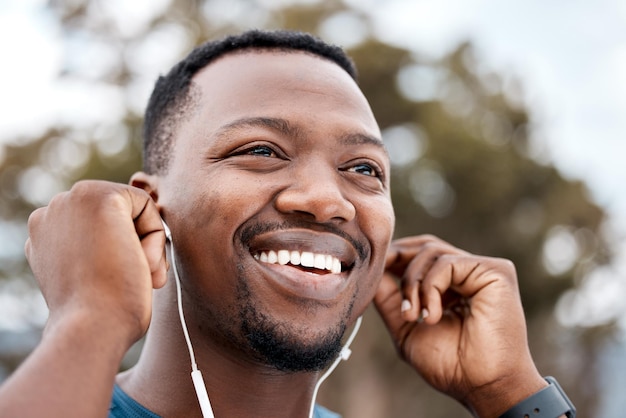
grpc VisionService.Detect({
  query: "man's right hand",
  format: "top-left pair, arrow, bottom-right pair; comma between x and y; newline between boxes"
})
25,180 -> 168,347
0,180 -> 167,418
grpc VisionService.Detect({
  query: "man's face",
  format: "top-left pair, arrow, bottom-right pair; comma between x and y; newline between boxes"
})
156,50 -> 394,371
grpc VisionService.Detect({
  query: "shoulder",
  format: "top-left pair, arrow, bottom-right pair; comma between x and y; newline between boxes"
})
314,404 -> 342,418
110,386 -> 339,418
109,384 -> 161,418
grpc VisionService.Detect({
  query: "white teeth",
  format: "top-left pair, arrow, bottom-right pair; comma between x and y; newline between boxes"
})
300,252 -> 314,268
314,254 -> 326,269
325,255 -> 333,270
277,250 -> 290,265
256,249 -> 344,274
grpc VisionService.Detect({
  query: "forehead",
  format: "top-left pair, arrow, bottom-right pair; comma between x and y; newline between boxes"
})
184,50 -> 381,141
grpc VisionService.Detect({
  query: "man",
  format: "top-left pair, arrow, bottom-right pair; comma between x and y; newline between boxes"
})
0,30 -> 574,417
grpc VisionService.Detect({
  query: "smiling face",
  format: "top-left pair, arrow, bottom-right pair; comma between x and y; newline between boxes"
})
151,50 -> 395,371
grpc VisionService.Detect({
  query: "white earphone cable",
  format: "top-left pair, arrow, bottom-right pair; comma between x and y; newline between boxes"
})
162,221 -> 215,418
308,316 -> 362,418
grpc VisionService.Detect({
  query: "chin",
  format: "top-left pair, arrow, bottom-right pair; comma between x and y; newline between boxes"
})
243,318 -> 345,372
237,279 -> 355,372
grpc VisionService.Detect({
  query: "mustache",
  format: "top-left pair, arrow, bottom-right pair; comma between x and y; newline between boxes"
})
239,219 -> 368,263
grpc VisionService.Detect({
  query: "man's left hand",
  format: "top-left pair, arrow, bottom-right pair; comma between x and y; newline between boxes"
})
374,235 -> 547,417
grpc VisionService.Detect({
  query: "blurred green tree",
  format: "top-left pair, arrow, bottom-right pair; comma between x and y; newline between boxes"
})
0,0 -> 613,416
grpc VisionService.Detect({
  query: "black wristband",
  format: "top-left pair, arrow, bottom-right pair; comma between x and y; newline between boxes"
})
498,376 -> 576,418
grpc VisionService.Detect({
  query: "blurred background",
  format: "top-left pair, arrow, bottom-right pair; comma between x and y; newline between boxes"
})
0,0 -> 624,416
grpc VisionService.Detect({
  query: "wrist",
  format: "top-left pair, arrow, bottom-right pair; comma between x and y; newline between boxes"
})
0,307 -> 135,417
498,377 -> 575,418
45,308 -> 139,361
464,372 -> 548,418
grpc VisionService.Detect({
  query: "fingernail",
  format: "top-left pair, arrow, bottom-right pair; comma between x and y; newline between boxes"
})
421,308 -> 429,319
401,299 -> 412,313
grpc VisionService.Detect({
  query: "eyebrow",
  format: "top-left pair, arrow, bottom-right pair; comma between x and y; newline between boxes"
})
214,117 -> 303,141
338,132 -> 388,155
214,116 -> 387,154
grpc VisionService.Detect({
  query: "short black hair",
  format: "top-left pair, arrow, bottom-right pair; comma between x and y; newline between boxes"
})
142,29 -> 358,174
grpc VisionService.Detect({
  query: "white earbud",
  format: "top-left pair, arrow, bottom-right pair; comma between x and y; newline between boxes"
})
307,316 -> 362,418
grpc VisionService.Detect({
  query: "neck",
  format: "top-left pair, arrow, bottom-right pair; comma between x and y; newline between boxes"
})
117,280 -> 320,418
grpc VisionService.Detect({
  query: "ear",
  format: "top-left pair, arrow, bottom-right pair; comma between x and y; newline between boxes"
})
130,171 -> 160,204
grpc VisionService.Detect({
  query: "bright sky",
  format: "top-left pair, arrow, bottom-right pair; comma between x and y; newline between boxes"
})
2,0 -> 624,214
356,0 -> 626,226
0,0 -> 625,330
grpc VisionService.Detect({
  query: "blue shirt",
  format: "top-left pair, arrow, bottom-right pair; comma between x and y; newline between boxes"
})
109,384 -> 341,418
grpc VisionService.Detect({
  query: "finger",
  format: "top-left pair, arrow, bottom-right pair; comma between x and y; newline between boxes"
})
386,236 -> 465,276
154,247 -> 169,289
395,240 -> 460,322
124,187 -> 167,289
24,206 -> 47,279
421,254 -> 476,324
25,206 -> 45,257
384,236 -> 434,276
140,230 -> 168,289
386,235 -> 470,323
384,245 -> 417,321
373,271 -> 406,335
24,238 -> 32,264
419,254 -> 509,324
400,278 -> 420,321
385,236 -> 428,277
420,268 -> 447,325
375,273 -> 434,365
124,188 -> 163,237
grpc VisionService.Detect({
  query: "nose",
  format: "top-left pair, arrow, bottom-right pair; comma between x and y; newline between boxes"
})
274,160 -> 356,223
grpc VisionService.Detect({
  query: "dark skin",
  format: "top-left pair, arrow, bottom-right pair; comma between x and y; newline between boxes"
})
0,51 -> 550,418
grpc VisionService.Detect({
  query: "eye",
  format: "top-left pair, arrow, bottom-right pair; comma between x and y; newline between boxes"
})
230,144 -> 279,158
347,162 -> 382,178
245,145 -> 276,157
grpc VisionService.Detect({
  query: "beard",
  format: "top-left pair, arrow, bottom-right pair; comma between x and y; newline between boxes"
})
237,278 -> 354,373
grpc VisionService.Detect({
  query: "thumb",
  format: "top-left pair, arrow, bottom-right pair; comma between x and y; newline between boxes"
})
126,189 -> 167,289
140,229 -> 168,289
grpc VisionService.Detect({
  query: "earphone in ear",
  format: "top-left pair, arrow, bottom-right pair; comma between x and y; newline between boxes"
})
161,219 -> 361,418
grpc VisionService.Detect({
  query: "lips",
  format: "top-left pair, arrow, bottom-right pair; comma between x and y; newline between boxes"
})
246,228 -> 359,300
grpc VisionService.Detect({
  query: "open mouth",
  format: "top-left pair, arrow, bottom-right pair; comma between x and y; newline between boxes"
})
253,249 -> 351,275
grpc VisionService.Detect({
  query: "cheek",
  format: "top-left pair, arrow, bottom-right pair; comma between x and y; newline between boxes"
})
361,196 -> 395,255
171,173 -> 261,229
173,174 -> 274,282
352,196 -> 395,311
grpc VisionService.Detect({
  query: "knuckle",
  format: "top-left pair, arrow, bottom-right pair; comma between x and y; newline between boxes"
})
69,179 -> 95,194
69,180 -> 105,200
421,240 -> 439,253
434,253 -> 456,268
44,190 -> 68,211
72,180 -> 130,212
27,206 -> 44,229
420,234 -> 442,245
491,257 -> 518,283
496,257 -> 516,272
24,239 -> 31,258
